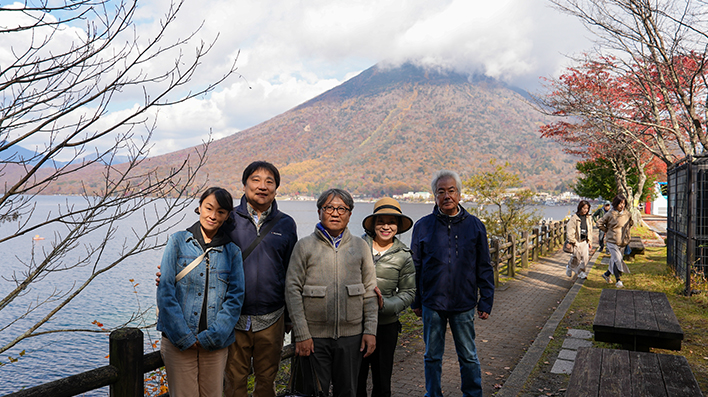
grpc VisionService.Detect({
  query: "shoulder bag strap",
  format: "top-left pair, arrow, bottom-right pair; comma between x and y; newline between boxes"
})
176,247 -> 213,282
241,212 -> 283,261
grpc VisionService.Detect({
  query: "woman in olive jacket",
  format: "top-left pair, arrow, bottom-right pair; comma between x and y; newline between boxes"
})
357,198 -> 416,397
596,194 -> 632,288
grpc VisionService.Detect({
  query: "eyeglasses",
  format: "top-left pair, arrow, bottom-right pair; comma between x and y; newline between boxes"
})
436,188 -> 458,197
322,205 -> 350,215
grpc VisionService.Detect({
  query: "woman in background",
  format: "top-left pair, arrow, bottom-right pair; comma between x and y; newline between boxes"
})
566,200 -> 593,279
357,197 -> 416,397
157,187 -> 245,397
597,194 -> 632,288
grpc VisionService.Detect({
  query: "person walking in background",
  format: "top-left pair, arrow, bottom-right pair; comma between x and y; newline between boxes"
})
411,170 -> 495,397
357,198 -> 416,397
157,187 -> 245,397
592,202 -> 611,253
286,188 -> 378,397
566,200 -> 593,279
597,195 -> 632,288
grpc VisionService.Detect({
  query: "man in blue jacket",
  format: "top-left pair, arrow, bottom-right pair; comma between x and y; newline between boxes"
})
224,161 -> 298,397
411,170 -> 495,397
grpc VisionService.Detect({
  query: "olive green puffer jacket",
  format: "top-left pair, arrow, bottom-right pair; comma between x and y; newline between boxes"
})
364,235 -> 416,325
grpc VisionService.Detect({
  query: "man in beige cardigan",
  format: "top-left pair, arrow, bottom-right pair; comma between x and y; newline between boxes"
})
285,188 -> 378,397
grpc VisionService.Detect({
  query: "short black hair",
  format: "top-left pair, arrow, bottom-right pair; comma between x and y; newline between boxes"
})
196,187 -> 234,221
242,161 -> 281,188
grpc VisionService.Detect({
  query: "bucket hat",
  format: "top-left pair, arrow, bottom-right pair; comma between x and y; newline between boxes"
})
362,197 -> 413,235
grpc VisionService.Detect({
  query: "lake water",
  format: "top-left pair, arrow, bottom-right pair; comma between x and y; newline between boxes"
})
0,196 -> 575,394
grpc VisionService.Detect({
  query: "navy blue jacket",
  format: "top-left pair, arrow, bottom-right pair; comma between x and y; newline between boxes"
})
227,196 -> 298,316
410,205 -> 494,314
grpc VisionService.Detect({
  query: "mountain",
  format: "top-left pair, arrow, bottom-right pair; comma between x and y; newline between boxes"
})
3,64 -> 578,197
0,144 -> 130,168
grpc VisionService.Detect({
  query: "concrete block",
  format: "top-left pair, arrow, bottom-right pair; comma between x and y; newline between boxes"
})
558,349 -> 577,361
550,358 -> 575,374
562,338 -> 593,350
566,329 -> 593,340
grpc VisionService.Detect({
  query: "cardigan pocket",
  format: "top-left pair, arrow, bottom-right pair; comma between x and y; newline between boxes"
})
345,283 -> 365,323
302,285 -> 328,324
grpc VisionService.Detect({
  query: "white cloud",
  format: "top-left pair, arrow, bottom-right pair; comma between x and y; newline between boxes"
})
2,0 -> 593,159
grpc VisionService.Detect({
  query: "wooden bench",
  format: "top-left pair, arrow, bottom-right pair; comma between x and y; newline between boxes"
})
593,289 -> 683,351
625,236 -> 645,260
567,347 -> 703,397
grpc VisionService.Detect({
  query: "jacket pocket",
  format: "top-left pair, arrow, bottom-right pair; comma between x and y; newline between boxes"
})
345,283 -> 365,323
302,285 -> 327,323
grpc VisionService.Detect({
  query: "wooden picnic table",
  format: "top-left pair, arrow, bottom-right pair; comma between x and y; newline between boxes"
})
593,289 -> 683,351
567,347 -> 703,397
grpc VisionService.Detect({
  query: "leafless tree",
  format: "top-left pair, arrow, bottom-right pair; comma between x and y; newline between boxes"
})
0,0 -> 237,356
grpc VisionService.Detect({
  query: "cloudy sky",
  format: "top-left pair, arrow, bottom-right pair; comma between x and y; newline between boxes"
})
3,0 -> 594,160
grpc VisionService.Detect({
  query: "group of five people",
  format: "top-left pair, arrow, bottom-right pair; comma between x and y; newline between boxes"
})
156,160 -> 508,397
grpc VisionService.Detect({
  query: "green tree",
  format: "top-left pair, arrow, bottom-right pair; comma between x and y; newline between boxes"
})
464,160 -> 542,239
574,158 -> 657,202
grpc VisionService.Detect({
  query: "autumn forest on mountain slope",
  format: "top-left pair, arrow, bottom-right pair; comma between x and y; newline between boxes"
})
11,64 -> 577,198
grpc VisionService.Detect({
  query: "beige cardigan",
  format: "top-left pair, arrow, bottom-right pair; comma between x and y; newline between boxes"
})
566,213 -> 593,244
285,227 -> 378,342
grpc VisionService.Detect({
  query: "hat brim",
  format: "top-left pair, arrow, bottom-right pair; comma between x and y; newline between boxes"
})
362,212 -> 413,235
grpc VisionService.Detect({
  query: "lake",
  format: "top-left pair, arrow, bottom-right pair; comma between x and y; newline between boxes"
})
0,196 -> 576,394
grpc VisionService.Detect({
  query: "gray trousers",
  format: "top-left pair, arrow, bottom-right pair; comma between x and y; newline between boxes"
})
300,335 -> 363,397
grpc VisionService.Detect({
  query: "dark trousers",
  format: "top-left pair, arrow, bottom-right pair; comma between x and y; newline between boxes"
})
300,335 -> 363,397
357,321 -> 400,397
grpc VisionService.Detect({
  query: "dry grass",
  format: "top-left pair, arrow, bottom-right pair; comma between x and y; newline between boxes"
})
521,247 -> 708,395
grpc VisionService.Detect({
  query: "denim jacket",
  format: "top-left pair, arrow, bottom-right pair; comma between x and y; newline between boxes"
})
157,231 -> 245,351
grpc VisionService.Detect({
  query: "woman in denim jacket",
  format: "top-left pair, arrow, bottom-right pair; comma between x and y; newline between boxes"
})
157,187 -> 245,397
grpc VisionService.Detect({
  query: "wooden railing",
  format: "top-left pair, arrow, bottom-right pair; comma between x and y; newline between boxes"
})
6,328 -> 295,397
489,220 -> 568,286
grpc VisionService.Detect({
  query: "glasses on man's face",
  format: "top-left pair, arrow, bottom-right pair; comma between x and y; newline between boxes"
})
322,205 -> 350,215
436,188 -> 458,197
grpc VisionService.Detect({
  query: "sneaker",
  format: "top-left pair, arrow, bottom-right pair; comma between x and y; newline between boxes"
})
578,271 -> 587,279
615,280 -> 624,288
566,266 -> 572,277
602,273 -> 611,283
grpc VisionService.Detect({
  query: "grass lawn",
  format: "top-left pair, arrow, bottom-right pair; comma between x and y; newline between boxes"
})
521,246 -> 708,395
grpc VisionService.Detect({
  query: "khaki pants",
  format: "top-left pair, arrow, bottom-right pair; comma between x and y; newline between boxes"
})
160,336 -> 229,397
224,315 -> 285,397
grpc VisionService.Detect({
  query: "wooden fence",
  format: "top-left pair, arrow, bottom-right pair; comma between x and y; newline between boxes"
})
489,220 -> 568,286
6,328 -> 295,397
7,220 -> 569,396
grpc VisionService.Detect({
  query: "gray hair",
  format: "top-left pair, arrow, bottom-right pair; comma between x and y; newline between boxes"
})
317,188 -> 355,211
431,170 -> 462,193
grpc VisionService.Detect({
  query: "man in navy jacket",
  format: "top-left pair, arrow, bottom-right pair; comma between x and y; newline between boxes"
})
411,170 -> 495,397
224,161 -> 298,397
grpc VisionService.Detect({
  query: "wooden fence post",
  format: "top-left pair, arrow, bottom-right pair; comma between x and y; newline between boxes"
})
521,230 -> 529,268
540,224 -> 547,257
110,328 -> 143,397
532,227 -> 539,261
491,238 -> 500,287
507,233 -> 516,277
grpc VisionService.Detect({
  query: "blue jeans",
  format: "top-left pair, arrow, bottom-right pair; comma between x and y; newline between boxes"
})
422,306 -> 482,397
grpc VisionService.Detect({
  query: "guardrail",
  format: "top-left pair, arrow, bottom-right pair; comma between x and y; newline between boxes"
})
489,220 -> 568,285
5,328 -> 295,397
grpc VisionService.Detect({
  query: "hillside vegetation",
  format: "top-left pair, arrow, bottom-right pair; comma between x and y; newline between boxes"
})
4,64 -> 577,197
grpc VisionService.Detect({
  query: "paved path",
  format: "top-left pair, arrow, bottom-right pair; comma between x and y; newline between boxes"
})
385,248 -> 577,396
